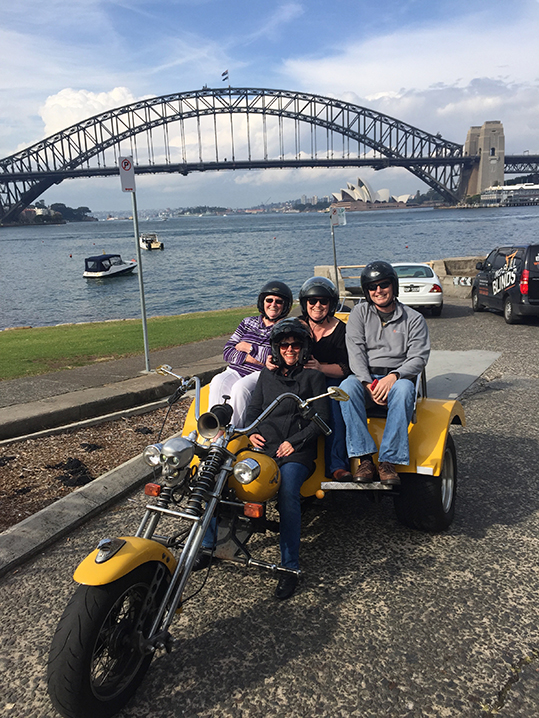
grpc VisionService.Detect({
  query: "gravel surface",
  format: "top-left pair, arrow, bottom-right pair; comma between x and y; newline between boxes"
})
0,400 -> 190,533
1,299 -> 539,717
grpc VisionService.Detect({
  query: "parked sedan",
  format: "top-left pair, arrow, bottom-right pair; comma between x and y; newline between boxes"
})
392,262 -> 443,316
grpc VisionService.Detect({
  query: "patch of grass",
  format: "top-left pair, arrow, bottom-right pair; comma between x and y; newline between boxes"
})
0,307 -> 256,380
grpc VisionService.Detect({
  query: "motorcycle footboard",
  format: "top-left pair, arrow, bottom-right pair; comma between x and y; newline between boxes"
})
320,481 -> 395,492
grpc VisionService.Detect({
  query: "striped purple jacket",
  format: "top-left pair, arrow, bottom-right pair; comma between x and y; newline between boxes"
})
223,315 -> 273,377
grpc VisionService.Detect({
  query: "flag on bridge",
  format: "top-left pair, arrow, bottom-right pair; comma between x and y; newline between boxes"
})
222,70 -> 229,81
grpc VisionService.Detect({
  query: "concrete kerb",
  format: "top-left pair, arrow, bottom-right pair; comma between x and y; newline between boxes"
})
0,454 -> 156,578
0,364 -> 225,577
0,365 -> 223,442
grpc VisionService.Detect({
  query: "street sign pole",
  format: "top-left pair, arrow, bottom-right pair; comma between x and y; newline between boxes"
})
119,156 -> 151,373
329,207 -> 347,294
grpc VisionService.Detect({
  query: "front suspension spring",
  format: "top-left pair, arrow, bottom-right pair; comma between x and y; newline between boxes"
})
184,446 -> 226,516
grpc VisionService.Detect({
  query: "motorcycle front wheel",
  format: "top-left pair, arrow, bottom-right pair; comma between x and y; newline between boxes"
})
47,562 -> 169,718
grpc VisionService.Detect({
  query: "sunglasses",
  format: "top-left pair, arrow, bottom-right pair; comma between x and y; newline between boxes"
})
279,341 -> 301,350
265,297 -> 284,305
307,296 -> 330,306
368,280 -> 392,292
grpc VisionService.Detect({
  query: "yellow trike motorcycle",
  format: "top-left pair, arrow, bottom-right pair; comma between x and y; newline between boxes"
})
47,363 -> 464,718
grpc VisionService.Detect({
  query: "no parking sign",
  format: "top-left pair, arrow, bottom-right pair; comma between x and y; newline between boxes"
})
119,156 -> 136,192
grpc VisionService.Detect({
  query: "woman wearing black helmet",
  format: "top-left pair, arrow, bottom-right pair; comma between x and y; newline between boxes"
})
245,317 -> 330,600
299,276 -> 351,481
208,280 -> 293,425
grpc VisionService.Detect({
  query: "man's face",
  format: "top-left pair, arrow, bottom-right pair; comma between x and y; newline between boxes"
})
367,279 -> 395,311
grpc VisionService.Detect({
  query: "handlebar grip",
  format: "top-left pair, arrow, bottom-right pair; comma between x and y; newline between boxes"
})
312,413 -> 332,436
167,386 -> 186,405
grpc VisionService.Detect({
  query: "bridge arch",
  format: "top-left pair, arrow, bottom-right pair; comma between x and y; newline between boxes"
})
0,87 -> 468,223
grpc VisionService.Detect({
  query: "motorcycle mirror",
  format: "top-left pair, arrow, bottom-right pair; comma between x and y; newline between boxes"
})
156,364 -> 173,376
328,387 -> 349,402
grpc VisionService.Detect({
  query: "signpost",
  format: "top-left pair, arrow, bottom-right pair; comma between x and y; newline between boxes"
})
119,156 -> 150,372
329,206 -> 347,294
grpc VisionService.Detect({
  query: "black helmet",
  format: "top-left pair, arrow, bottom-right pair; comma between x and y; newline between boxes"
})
257,280 -> 293,320
269,317 -> 313,368
299,276 -> 339,318
360,261 -> 399,303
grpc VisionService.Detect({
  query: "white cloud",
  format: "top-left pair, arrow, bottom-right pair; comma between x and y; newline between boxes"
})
39,88 -> 144,136
280,5 -> 539,151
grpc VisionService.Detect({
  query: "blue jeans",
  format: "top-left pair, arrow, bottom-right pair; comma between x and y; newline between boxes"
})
325,378 -> 349,476
339,374 -> 415,465
278,462 -> 310,570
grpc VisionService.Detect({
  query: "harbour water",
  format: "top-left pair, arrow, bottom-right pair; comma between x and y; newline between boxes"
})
1,205 -> 539,330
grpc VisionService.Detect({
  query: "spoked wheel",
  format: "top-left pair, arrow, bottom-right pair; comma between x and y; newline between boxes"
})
47,563 -> 169,718
393,434 -> 457,532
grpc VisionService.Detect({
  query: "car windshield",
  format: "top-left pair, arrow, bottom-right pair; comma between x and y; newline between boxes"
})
394,265 -> 434,279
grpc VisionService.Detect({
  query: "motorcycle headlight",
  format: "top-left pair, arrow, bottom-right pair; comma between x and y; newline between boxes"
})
143,444 -> 163,467
233,457 -> 261,485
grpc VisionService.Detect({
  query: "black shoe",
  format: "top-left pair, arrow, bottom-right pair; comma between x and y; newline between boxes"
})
192,552 -> 213,572
275,573 -> 298,600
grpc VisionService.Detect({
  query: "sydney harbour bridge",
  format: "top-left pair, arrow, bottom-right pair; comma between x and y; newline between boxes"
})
1,87 -> 538,224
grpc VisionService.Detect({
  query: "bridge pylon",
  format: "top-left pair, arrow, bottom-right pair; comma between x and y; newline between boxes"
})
463,121 -> 505,197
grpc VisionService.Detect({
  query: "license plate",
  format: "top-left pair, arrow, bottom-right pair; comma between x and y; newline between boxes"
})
404,285 -> 421,292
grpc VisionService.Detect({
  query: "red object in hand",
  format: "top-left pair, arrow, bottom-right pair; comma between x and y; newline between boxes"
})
370,379 -> 379,390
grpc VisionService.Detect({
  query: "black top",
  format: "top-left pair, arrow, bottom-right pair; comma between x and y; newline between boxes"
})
302,318 -> 350,376
245,365 -> 330,471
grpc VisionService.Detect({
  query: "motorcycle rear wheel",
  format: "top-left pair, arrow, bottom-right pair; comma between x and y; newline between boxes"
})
47,562 -> 168,718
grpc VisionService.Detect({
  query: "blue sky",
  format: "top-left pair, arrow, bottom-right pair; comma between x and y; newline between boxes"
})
2,0 -> 538,210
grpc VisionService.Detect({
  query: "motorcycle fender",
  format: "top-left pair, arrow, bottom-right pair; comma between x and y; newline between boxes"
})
73,537 -> 177,586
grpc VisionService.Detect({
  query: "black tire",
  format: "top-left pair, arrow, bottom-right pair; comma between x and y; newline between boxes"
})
393,434 -> 457,532
471,289 -> 484,312
431,302 -> 443,317
47,563 -> 169,718
503,296 -> 518,324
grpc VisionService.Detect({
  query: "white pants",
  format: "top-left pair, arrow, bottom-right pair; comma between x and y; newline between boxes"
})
207,368 -> 260,427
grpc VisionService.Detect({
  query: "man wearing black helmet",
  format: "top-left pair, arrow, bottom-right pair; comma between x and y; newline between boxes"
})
340,261 -> 430,485
208,280 -> 293,425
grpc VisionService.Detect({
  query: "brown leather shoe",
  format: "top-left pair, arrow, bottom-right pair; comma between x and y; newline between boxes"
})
378,461 -> 400,485
353,459 -> 376,483
332,468 -> 353,482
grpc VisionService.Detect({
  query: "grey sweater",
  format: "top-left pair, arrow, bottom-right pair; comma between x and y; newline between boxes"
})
345,300 -> 430,383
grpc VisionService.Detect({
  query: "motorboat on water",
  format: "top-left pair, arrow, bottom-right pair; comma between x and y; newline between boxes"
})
139,232 -> 164,250
83,254 -> 137,278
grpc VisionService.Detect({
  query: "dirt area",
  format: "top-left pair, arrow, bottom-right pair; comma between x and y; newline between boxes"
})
0,399 -> 190,534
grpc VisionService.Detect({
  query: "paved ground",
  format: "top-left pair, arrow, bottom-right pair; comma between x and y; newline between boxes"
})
1,298 -> 539,717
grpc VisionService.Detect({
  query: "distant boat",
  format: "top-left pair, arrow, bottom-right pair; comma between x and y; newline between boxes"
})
83,254 -> 137,278
139,232 -> 164,251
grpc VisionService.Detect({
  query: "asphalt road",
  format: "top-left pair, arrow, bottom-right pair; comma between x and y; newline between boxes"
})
1,298 -> 539,718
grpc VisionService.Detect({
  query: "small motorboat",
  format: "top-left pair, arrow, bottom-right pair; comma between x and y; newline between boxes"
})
83,254 -> 137,278
139,233 -> 164,250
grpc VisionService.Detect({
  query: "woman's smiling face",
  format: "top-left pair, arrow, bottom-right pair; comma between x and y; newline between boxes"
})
306,296 -> 330,322
279,336 -> 302,366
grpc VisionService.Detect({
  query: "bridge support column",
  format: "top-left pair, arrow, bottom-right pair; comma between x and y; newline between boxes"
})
464,121 -> 504,197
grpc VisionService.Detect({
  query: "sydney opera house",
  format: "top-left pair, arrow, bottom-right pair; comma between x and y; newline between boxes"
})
331,177 -> 411,210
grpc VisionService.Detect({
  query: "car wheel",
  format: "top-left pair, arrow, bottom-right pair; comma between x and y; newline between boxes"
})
503,296 -> 519,324
471,289 -> 484,312
431,303 -> 443,317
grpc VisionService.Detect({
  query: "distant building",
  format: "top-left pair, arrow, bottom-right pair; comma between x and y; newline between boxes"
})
332,177 -> 410,205
481,183 -> 539,207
